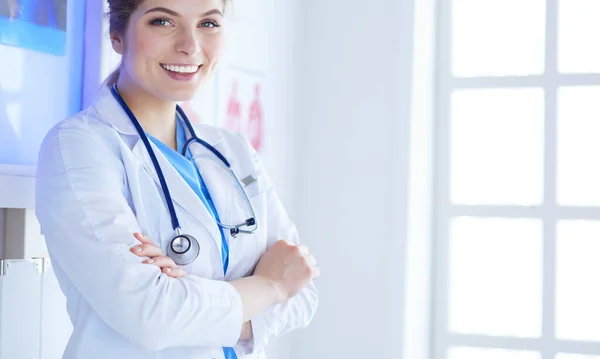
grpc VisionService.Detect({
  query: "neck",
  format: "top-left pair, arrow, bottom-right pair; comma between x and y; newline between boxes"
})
115,75 -> 178,150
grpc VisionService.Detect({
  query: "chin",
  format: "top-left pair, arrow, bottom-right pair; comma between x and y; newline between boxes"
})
159,87 -> 198,102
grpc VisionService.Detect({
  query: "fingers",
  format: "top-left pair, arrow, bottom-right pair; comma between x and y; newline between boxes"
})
131,233 -> 164,257
295,243 -> 319,280
162,266 -> 188,278
306,254 -> 317,267
313,267 -> 321,279
134,232 -> 154,245
131,243 -> 164,257
143,255 -> 188,278
294,244 -> 315,266
304,254 -> 319,279
296,244 -> 309,256
143,255 -> 177,268
132,233 -> 187,278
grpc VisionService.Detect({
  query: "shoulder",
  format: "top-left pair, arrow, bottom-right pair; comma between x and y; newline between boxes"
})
41,106 -> 122,158
50,105 -> 118,139
38,106 -> 125,180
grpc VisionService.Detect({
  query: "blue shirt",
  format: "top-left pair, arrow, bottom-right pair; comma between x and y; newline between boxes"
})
148,120 -> 237,359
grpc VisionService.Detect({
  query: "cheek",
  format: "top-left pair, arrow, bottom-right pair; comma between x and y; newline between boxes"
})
125,30 -> 163,70
203,34 -> 226,63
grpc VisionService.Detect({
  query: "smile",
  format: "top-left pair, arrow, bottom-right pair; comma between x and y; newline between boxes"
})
160,64 -> 201,74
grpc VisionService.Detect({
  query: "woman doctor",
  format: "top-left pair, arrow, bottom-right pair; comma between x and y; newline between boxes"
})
34,1 -> 318,358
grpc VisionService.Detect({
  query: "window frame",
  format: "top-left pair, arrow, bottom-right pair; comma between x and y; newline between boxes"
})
432,0 -> 600,358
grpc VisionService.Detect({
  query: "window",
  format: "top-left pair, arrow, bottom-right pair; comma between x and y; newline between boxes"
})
433,0 -> 600,358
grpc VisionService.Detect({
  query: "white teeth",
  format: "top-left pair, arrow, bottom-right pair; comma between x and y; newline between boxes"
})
161,64 -> 199,74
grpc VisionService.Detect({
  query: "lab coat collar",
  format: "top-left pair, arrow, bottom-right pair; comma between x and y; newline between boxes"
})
92,85 -> 224,145
92,85 -> 138,136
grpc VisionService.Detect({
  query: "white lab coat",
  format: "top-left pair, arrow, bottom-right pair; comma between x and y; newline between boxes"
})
34,85 -> 318,359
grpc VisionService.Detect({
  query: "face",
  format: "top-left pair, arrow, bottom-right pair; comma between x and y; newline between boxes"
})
111,0 -> 227,102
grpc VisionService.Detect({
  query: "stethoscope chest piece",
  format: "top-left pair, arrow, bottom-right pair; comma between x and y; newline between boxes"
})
167,234 -> 200,266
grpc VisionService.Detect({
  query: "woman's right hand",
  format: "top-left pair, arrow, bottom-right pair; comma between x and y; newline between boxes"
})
131,232 -> 188,278
253,240 -> 319,303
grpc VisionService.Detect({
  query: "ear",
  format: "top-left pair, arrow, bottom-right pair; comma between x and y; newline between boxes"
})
110,31 -> 123,55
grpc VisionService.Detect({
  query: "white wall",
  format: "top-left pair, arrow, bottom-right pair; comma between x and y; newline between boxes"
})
286,0 -> 436,358
258,0 -> 300,210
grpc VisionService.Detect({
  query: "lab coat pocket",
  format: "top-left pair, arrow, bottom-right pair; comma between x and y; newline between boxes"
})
242,172 -> 266,199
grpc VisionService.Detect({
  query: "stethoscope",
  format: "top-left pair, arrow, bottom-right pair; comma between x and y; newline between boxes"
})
110,84 -> 258,265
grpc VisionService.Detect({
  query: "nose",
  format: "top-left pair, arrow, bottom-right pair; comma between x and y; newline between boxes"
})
175,27 -> 200,56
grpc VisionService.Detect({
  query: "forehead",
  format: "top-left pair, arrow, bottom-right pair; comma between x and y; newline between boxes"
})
136,0 -> 225,15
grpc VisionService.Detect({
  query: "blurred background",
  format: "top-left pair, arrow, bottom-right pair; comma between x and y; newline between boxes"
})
2,0 -> 600,358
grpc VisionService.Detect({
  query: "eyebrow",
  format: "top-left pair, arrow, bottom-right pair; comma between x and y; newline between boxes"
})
144,7 -> 224,17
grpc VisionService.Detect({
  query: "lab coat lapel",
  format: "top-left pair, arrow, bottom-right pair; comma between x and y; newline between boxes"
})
93,85 -> 222,247
131,137 -> 222,250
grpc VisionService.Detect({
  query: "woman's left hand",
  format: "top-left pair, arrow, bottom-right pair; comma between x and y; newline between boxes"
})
131,232 -> 188,278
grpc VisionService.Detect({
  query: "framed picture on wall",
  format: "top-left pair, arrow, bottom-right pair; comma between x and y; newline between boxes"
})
0,0 -> 67,55
0,0 -> 83,209
217,64 -> 267,153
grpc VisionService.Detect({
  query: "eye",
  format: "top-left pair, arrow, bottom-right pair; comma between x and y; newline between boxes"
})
200,20 -> 220,28
150,18 -> 173,27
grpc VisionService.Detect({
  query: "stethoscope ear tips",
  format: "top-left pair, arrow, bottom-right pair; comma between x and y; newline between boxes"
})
230,228 -> 240,237
246,218 -> 256,226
